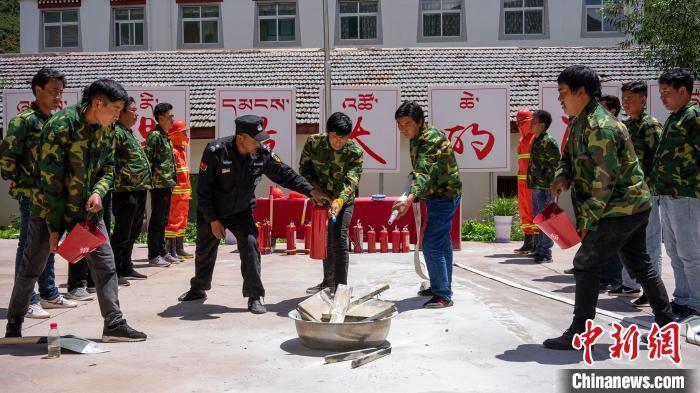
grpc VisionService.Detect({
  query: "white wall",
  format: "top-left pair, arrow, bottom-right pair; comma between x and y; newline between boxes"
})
80,0 -> 110,52
19,0 -> 40,53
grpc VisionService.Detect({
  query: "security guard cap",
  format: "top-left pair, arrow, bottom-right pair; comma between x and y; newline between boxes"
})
235,115 -> 269,142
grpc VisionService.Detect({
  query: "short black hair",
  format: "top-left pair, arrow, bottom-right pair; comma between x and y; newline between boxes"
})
153,102 -> 173,123
326,112 -> 353,136
621,80 -> 648,96
81,78 -> 128,106
532,110 -> 552,131
122,96 -> 136,113
394,101 -> 425,125
658,68 -> 694,95
598,95 -> 621,116
31,67 -> 66,96
557,65 -> 602,100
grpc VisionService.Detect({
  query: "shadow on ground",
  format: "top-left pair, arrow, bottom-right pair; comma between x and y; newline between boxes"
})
496,343 -> 611,365
158,300 -> 247,320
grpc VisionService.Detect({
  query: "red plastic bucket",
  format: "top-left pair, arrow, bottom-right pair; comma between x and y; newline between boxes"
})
56,222 -> 107,264
533,203 -> 581,249
310,206 -> 328,260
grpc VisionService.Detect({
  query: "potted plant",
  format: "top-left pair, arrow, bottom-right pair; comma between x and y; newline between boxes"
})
483,198 -> 519,243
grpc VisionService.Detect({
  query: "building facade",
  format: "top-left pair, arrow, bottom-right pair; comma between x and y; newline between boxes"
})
20,0 -> 623,53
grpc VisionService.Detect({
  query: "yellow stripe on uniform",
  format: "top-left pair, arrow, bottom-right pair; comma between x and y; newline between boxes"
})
517,154 -> 531,159
176,167 -> 189,173
172,188 -> 192,195
517,175 -> 527,180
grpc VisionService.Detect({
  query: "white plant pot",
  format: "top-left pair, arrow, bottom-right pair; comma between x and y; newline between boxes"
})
494,216 -> 513,243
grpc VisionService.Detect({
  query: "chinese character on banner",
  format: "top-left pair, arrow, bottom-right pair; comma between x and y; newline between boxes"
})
429,86 -> 510,172
2,89 -> 80,137
609,322 -> 640,361
648,322 -> 682,364
539,83 -> 620,152
320,86 -> 400,173
647,82 -> 700,124
216,88 -> 295,166
572,320 -> 605,366
125,87 -> 190,145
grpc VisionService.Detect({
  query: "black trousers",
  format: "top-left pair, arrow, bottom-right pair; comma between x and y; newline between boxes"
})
67,191 -> 112,291
322,204 -> 354,287
112,190 -> 147,276
148,188 -> 172,260
190,210 -> 264,298
570,210 -> 674,331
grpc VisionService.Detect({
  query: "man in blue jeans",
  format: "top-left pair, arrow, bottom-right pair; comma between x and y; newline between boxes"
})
526,110 -> 560,263
0,68 -> 77,319
393,101 -> 462,309
650,68 -> 700,319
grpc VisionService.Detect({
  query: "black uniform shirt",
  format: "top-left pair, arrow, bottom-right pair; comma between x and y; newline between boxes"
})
197,136 -> 313,223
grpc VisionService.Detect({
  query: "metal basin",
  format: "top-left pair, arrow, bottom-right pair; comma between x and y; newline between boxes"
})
288,310 -> 397,351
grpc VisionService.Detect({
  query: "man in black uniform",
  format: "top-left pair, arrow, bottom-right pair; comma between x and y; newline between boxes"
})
178,115 -> 329,314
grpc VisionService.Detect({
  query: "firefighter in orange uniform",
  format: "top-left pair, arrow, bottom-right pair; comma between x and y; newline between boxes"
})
165,120 -> 194,261
513,109 -> 539,254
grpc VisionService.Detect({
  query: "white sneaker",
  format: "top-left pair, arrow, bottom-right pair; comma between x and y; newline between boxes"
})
65,287 -> 96,301
40,295 -> 78,309
25,303 -> 50,319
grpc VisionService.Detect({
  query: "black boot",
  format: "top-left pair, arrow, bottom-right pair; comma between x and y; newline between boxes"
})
176,237 -> 193,259
513,234 -> 533,254
5,318 -> 23,338
166,238 -> 183,262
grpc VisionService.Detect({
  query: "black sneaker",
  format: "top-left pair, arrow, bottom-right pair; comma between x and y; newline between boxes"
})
563,268 -> 574,274
534,256 -> 553,263
124,270 -> 147,280
117,277 -> 131,287
608,285 -> 641,297
178,288 -> 207,302
632,294 -> 649,307
543,329 -> 579,350
305,282 -> 333,295
599,283 -> 615,293
423,296 -> 453,309
5,322 -> 22,338
417,287 -> 434,297
248,298 -> 267,314
102,322 -> 147,343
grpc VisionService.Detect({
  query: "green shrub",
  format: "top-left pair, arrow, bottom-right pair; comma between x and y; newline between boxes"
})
0,225 -> 20,239
481,197 -> 519,221
461,219 -> 495,242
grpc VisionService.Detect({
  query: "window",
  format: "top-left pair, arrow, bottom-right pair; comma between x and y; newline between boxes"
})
42,10 -> 79,49
584,0 -> 618,32
339,1 -> 378,40
114,8 -> 145,47
420,0 -> 462,38
258,2 -> 297,42
503,0 -> 544,35
181,5 -> 220,45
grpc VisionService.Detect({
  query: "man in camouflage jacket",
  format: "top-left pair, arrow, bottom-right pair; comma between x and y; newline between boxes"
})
5,79 -> 146,342
299,112 -> 363,294
526,110 -> 560,263
650,69 -> 700,318
111,97 -> 152,282
544,66 -> 674,350
393,101 -> 462,309
144,102 -> 178,266
0,68 -> 74,318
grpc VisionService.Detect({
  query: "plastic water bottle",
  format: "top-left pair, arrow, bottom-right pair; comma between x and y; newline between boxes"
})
47,323 -> 60,359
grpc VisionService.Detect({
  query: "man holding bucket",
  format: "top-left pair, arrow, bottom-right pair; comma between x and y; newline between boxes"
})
298,112 -> 364,294
543,65 -> 674,350
177,115 -> 329,314
5,79 -> 147,342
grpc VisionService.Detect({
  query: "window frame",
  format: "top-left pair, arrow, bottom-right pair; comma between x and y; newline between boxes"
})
40,8 -> 81,52
417,0 -> 466,43
335,0 -> 383,46
110,6 -> 147,51
581,0 -> 624,37
254,1 -> 301,48
499,0 -> 549,40
177,3 -> 223,49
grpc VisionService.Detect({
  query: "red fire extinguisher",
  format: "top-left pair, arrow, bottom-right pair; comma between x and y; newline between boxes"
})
286,221 -> 297,255
262,220 -> 272,255
366,226 -> 376,253
256,221 -> 265,254
310,205 -> 328,260
391,226 -> 401,253
379,226 -> 389,253
400,225 -> 410,253
303,221 -> 312,255
352,220 -> 364,253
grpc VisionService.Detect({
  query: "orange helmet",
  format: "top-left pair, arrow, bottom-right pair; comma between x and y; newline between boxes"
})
168,119 -> 189,146
516,109 -> 533,123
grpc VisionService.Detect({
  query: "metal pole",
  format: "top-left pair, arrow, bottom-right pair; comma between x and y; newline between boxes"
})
322,0 -> 332,131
